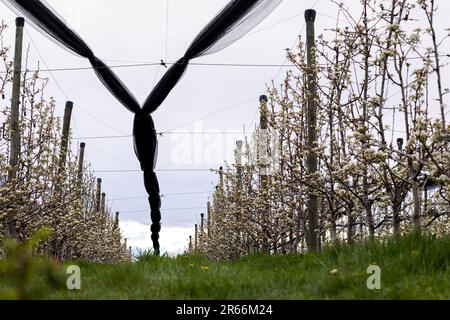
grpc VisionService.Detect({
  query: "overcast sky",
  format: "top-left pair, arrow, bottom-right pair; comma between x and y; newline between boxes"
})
1,0 -> 449,255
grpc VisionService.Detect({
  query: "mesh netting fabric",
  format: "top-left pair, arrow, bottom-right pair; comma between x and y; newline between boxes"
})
2,0 -> 283,253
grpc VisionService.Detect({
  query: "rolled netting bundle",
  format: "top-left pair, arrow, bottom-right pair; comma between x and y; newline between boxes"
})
2,0 -> 283,253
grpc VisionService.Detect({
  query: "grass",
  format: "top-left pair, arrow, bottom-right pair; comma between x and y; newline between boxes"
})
1,232 -> 450,299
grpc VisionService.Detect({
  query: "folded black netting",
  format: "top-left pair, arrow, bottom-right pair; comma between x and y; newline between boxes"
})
89,57 -> 141,113
2,0 -> 283,253
141,0 -> 283,115
187,0 -> 283,58
2,0 -> 282,115
2,0 -> 141,114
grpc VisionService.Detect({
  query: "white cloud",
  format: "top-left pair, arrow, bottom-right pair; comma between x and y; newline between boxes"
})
119,219 -> 192,256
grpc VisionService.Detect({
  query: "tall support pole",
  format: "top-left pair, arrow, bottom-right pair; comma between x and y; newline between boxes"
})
259,95 -> 270,253
100,192 -> 106,214
393,138 -> 404,235
347,177 -> 356,244
96,178 -> 102,212
235,140 -> 243,255
77,142 -> 86,188
217,166 -> 224,239
189,235 -> 193,252
114,212 -> 119,230
77,142 -> 86,218
200,213 -> 204,235
57,101 -> 73,174
7,17 -> 25,183
200,213 -> 204,248
235,140 -> 243,189
207,201 -> 211,237
6,17 -> 25,238
305,9 -> 319,252
219,166 -> 224,189
194,224 -> 198,251
54,101 -> 73,196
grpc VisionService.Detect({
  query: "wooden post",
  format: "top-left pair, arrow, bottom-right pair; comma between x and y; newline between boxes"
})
207,201 -> 211,237
219,166 -> 224,189
235,140 -> 244,256
114,211 -> 119,229
397,138 -> 404,151
189,235 -> 193,252
101,192 -> 106,214
200,213 -> 204,235
96,178 -> 102,212
194,224 -> 198,251
54,101 -> 73,195
6,18 -> 25,237
259,95 -> 270,253
7,17 -> 25,183
235,140 -> 243,189
393,138 -> 404,235
305,9 -> 319,252
200,213 -> 204,248
57,101 -> 73,174
347,210 -> 355,244
77,142 -> 86,187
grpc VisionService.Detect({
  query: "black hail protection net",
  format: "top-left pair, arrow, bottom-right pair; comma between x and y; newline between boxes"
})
2,0 -> 283,252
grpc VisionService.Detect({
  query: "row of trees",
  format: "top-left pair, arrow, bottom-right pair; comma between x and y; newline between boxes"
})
0,22 -> 129,263
193,0 -> 450,260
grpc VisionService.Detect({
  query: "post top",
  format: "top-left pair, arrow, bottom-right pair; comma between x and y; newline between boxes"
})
65,101 -> 74,108
97,178 -> 102,183
305,9 -> 316,22
259,95 -> 268,103
80,142 -> 86,148
101,192 -> 106,196
16,17 -> 24,27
